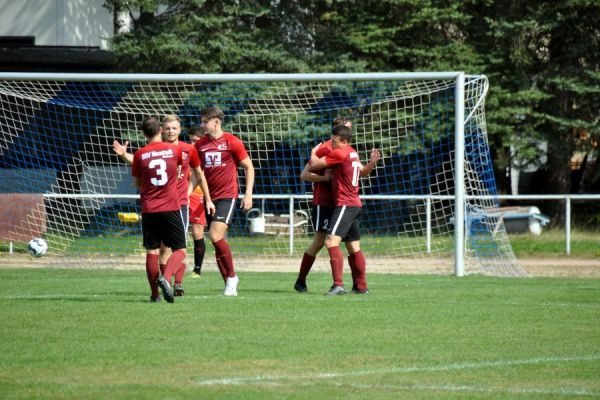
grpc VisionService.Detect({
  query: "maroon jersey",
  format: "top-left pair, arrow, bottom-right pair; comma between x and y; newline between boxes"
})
132,141 -> 182,213
325,145 -> 363,207
312,140 -> 335,207
177,141 -> 200,206
194,132 -> 248,200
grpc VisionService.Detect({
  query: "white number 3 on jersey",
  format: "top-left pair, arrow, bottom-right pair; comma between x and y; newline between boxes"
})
149,159 -> 168,186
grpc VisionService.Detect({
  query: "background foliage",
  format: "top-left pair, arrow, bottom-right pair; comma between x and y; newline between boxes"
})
104,0 -> 600,200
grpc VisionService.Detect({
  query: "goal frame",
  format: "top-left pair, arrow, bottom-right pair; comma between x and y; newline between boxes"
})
0,71 -> 467,276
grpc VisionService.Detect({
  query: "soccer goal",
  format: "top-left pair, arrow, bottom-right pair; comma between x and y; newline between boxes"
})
0,72 -> 523,276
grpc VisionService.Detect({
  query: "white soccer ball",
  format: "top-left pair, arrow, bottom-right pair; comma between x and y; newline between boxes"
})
28,238 -> 48,257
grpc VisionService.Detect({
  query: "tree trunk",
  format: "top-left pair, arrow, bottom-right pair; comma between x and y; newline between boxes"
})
544,128 -> 571,226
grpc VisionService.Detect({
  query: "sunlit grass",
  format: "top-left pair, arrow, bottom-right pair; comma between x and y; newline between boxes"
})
0,269 -> 598,399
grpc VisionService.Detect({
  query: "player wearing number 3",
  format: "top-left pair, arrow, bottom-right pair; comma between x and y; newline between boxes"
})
309,124 -> 380,295
132,116 -> 214,303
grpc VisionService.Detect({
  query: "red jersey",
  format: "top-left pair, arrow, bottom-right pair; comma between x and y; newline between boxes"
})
132,141 -> 182,213
177,141 -> 201,206
194,132 -> 248,201
325,145 -> 362,207
312,140 -> 335,207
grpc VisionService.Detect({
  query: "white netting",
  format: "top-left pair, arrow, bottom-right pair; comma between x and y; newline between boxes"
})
0,74 -> 523,276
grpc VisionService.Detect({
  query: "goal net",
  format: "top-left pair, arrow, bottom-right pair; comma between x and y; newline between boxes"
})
0,73 -> 523,276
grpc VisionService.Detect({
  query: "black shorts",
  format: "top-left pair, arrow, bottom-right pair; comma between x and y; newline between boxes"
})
207,198 -> 237,226
142,210 -> 187,250
328,206 -> 361,242
311,205 -> 334,233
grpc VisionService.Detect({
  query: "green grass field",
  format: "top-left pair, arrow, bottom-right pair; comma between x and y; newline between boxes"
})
0,269 -> 598,399
4,228 -> 600,259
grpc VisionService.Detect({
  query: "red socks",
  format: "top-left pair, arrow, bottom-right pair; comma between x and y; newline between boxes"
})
174,262 -> 186,285
214,238 -> 235,279
297,253 -> 316,282
349,251 -> 367,291
145,254 -> 160,298
327,246 -> 344,286
163,249 -> 186,282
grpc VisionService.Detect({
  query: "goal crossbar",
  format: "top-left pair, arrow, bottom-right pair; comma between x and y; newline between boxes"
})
0,72 -> 465,82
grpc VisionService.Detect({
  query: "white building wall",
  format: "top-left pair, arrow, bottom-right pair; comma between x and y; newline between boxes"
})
0,0 -> 113,49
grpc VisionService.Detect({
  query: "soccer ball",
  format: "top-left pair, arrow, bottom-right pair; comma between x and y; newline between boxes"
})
28,238 -> 48,257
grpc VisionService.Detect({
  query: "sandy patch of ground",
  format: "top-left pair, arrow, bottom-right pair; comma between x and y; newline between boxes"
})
1,254 -> 599,278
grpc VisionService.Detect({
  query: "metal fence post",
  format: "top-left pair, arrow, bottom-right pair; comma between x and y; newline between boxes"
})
566,197 -> 571,256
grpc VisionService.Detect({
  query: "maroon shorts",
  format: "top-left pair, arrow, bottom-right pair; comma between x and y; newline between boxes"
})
189,193 -> 207,226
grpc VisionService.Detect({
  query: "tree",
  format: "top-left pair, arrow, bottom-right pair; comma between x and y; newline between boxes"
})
103,0 -> 306,73
470,1 -> 600,197
103,0 -> 600,207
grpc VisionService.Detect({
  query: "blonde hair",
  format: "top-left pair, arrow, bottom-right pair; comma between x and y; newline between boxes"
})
162,114 -> 181,124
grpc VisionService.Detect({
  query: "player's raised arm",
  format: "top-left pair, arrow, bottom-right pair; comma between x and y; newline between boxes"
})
360,148 -> 381,177
112,139 -> 134,165
239,156 -> 254,212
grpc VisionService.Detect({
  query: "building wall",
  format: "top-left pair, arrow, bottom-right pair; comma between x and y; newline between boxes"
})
0,0 -> 113,49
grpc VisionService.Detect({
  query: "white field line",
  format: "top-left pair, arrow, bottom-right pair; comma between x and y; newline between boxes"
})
343,382 -> 600,397
197,355 -> 600,386
0,294 -> 227,300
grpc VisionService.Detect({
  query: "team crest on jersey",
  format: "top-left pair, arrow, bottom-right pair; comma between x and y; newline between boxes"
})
350,151 -> 358,159
218,143 -> 228,151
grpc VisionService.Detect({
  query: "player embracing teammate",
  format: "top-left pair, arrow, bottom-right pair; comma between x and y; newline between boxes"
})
294,117 -> 353,293
122,112 -> 375,300
309,123 -> 380,295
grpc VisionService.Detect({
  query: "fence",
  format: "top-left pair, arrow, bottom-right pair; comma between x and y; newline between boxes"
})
473,194 -> 600,255
5,193 -> 597,258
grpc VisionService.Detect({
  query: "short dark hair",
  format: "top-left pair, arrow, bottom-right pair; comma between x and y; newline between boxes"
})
140,116 -> 161,138
201,106 -> 225,122
332,117 -> 351,127
188,125 -> 205,137
332,124 -> 352,142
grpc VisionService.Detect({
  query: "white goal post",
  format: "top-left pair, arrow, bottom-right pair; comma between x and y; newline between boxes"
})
0,72 -> 523,276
